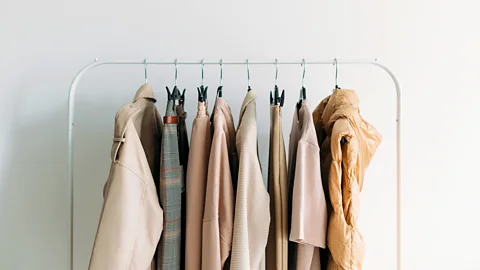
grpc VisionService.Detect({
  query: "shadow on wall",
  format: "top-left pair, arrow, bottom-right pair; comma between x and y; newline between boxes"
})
0,107 -> 68,270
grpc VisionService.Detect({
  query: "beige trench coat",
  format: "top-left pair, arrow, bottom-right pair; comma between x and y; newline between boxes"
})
288,100 -> 328,270
230,90 -> 270,270
185,101 -> 212,270
202,98 -> 237,270
266,105 -> 288,270
312,89 -> 381,270
89,84 -> 164,270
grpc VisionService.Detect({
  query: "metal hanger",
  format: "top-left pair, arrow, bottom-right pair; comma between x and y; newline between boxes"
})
297,59 -> 307,109
166,58 -> 184,103
271,59 -> 285,106
143,58 -> 148,84
197,59 -> 208,102
246,59 -> 251,91
334,58 -> 340,90
216,58 -> 223,98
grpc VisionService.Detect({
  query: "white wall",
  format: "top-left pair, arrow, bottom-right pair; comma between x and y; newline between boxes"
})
1,0 -> 479,269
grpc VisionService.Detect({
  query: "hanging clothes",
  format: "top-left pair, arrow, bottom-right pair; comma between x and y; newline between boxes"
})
287,100 -> 328,270
89,84 -> 164,270
312,89 -> 381,270
176,103 -> 189,270
158,100 -> 183,270
230,90 -> 270,270
266,104 -> 288,270
185,101 -> 211,270
202,97 -> 237,270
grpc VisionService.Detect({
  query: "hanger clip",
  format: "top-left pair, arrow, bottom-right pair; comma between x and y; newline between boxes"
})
216,86 -> 223,98
197,85 -> 208,102
272,86 -> 285,107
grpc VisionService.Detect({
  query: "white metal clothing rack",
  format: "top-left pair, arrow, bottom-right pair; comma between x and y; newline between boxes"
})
67,58 -> 402,270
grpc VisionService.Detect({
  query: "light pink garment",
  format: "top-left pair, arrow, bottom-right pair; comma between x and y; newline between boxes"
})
202,98 -> 237,270
89,84 -> 164,270
288,100 -> 328,270
185,102 -> 211,270
230,90 -> 270,270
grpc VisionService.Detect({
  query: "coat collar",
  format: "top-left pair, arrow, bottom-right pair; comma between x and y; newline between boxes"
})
212,97 -> 236,153
238,90 -> 256,121
133,83 -> 156,103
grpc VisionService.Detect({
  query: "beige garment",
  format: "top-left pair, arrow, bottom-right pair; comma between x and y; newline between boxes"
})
287,100 -> 328,270
89,84 -> 164,270
312,89 -> 381,270
266,105 -> 288,270
202,98 -> 237,270
230,90 -> 270,270
186,101 -> 211,270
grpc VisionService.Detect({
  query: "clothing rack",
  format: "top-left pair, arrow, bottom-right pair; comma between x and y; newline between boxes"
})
67,58 -> 401,270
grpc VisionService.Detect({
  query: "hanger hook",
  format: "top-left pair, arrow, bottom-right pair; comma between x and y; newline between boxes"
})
246,59 -> 251,89
274,58 -> 278,86
334,58 -> 339,88
201,59 -> 204,86
301,58 -> 306,88
144,58 -> 148,84
174,58 -> 178,87
220,58 -> 223,87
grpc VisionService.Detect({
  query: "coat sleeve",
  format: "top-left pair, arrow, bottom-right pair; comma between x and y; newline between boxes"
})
289,140 -> 327,248
89,164 -> 163,270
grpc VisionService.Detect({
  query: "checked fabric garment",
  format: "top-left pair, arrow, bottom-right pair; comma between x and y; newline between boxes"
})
158,100 -> 183,270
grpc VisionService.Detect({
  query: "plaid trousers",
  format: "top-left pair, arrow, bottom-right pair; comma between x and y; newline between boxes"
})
158,100 -> 182,270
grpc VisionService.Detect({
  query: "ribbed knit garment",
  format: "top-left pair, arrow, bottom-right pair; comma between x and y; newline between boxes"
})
230,90 -> 271,270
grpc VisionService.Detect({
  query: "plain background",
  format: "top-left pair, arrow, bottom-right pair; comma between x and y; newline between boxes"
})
1,0 -> 479,269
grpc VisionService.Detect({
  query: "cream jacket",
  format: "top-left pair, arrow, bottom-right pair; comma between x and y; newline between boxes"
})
312,89 -> 381,270
231,90 -> 270,270
202,98 -> 237,270
186,101 -> 212,270
89,84 -> 164,270
288,100 -> 328,270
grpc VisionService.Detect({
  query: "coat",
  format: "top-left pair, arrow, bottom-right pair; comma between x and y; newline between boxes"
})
185,101 -> 212,270
89,83 -> 164,270
230,90 -> 270,270
158,100 -> 183,270
266,105 -> 289,270
202,97 -> 237,270
312,89 -> 382,270
287,100 -> 328,270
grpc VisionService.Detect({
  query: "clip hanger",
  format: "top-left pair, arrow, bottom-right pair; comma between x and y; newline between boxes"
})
217,58 -> 223,98
272,59 -> 285,107
197,59 -> 208,102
